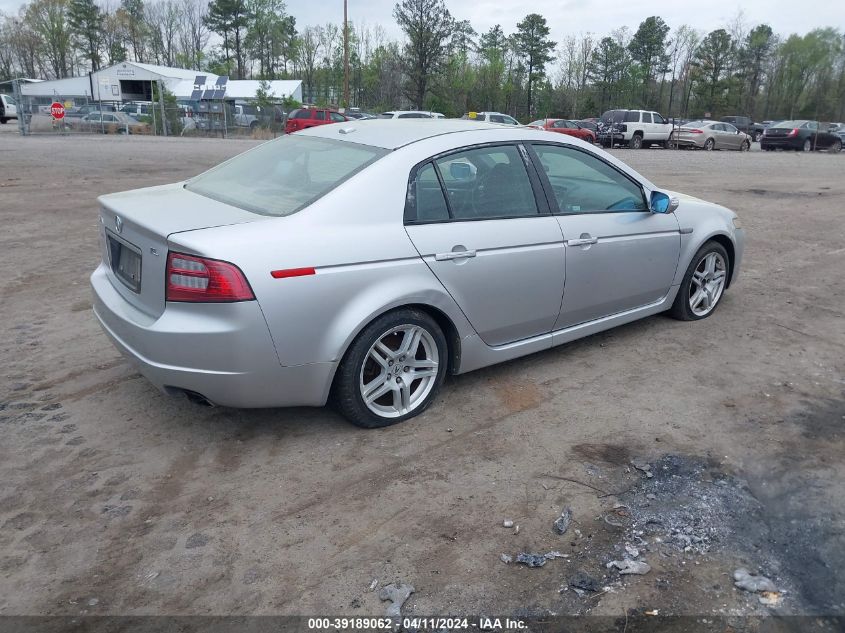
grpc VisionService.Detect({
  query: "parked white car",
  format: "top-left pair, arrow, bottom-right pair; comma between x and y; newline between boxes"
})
462,111 -> 519,125
0,94 -> 18,124
379,111 -> 444,119
597,109 -> 672,149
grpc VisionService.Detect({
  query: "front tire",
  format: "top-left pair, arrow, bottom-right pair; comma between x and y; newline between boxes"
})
740,140 -> 750,151
669,241 -> 730,321
333,308 -> 448,428
754,131 -> 763,143
829,139 -> 842,154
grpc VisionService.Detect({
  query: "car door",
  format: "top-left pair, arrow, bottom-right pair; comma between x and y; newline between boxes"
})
526,142 -> 681,328
404,144 -> 566,346
641,112 -> 655,140
721,122 -> 743,149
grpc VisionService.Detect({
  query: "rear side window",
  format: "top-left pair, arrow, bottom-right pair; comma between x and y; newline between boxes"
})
186,136 -> 388,217
315,110 -> 327,121
642,113 -> 652,123
625,111 -> 640,122
290,109 -> 311,120
434,145 -> 538,220
409,163 -> 450,222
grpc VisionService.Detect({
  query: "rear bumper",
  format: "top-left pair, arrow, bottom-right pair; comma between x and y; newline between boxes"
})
91,263 -> 335,408
760,137 -> 799,150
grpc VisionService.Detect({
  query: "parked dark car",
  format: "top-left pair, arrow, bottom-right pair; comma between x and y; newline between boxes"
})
720,116 -> 765,142
577,119 -> 598,133
761,120 -> 842,152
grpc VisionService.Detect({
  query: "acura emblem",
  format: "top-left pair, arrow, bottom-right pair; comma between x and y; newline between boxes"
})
114,215 -> 123,234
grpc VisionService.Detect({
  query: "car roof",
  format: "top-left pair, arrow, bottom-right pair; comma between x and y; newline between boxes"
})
297,118 -> 506,149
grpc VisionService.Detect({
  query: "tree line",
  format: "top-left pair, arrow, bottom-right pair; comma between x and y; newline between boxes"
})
1,0 -> 844,122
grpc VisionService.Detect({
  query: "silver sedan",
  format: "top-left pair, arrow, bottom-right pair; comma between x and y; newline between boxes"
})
671,120 -> 752,151
91,120 -> 745,427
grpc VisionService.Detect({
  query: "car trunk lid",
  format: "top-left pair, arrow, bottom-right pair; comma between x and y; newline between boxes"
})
98,183 -> 264,318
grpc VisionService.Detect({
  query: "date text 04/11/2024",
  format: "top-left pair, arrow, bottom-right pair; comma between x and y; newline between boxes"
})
306,617 -> 527,630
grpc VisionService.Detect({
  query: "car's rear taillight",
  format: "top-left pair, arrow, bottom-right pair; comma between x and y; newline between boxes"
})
166,252 -> 254,302
787,128 -> 799,137
688,129 -> 703,134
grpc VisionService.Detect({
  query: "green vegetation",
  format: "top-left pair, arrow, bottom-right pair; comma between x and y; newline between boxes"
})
1,0 -> 843,121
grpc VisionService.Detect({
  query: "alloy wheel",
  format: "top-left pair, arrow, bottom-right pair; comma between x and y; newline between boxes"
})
803,139 -> 812,152
704,139 -> 714,151
358,324 -> 439,419
688,252 -> 727,317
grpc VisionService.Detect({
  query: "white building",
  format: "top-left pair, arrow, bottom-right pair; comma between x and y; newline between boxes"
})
21,61 -> 302,105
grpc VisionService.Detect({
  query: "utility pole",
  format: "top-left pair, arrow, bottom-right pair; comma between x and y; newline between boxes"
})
343,0 -> 350,108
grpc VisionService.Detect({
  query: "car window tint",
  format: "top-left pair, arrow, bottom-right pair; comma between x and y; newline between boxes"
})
489,115 -> 505,123
411,163 -> 450,222
330,112 -> 345,122
291,109 -> 310,119
435,145 -> 538,220
314,110 -> 326,120
503,116 -> 518,125
186,135 -> 388,217
642,112 -> 652,123
624,111 -> 640,122
532,144 -> 647,214
653,113 -> 665,124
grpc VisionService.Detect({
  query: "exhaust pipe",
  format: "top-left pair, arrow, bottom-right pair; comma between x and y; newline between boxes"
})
183,390 -> 214,407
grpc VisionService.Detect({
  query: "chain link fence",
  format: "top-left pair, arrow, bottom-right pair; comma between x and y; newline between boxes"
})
7,80 -> 286,140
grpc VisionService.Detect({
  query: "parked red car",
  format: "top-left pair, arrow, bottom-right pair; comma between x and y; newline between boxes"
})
285,107 -> 348,133
528,118 -> 596,143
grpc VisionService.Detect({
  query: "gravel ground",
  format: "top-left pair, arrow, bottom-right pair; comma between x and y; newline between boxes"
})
0,134 -> 843,622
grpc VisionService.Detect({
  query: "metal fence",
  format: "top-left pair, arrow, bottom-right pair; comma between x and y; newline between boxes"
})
8,80 -> 285,140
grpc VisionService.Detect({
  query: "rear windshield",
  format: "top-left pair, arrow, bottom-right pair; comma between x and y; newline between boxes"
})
772,120 -> 804,128
600,110 -> 623,123
186,135 -> 388,217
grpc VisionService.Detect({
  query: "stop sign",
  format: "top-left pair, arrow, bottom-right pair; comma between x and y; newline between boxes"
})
50,102 -> 65,119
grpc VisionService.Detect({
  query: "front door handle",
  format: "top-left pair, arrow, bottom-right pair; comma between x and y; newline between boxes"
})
567,237 -> 598,246
435,249 -> 477,261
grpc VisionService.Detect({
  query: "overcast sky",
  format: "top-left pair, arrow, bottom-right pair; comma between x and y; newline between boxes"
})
0,0 -> 839,41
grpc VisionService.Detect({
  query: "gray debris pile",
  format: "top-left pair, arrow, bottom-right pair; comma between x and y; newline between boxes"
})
607,559 -> 651,575
734,568 -> 783,607
379,583 -> 414,618
553,507 -> 573,535
614,455 -> 764,556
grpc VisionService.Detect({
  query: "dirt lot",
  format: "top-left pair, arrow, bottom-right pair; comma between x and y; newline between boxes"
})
1,134 -> 843,625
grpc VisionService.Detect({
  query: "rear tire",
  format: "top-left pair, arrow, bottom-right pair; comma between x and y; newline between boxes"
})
333,308 -> 448,428
0,118 -> 6,124
630,134 -> 643,149
669,241 -> 730,321
802,138 -> 812,152
754,131 -> 763,143
704,138 -> 715,151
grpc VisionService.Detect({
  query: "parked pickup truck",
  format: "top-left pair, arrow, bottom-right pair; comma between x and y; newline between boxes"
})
0,94 -> 18,124
233,103 -> 261,129
720,116 -> 765,143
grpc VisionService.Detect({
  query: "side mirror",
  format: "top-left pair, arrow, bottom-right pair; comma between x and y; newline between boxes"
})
450,162 -> 473,181
650,191 -> 679,214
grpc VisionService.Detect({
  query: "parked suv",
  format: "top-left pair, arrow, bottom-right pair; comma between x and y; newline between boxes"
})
597,109 -> 672,149
720,116 -> 765,143
285,107 -> 347,133
0,94 -> 18,124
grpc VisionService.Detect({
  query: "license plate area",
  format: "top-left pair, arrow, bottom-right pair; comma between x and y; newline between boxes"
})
106,230 -> 142,293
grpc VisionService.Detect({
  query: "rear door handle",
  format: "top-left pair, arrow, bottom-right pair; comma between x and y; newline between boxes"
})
567,237 -> 598,246
435,250 -> 477,261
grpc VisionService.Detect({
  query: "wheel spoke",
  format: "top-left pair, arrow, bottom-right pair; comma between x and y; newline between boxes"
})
705,253 -> 716,275
364,380 -> 392,404
399,381 -> 412,413
692,270 -> 706,287
409,367 -> 437,380
368,347 -> 390,370
374,341 -> 395,362
409,358 -> 437,370
398,327 -> 423,358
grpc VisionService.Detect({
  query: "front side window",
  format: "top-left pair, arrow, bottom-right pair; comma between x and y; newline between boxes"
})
330,112 -> 345,122
433,145 -> 539,220
530,144 -> 647,214
502,116 -> 518,125
186,135 -> 388,217
653,113 -> 665,124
